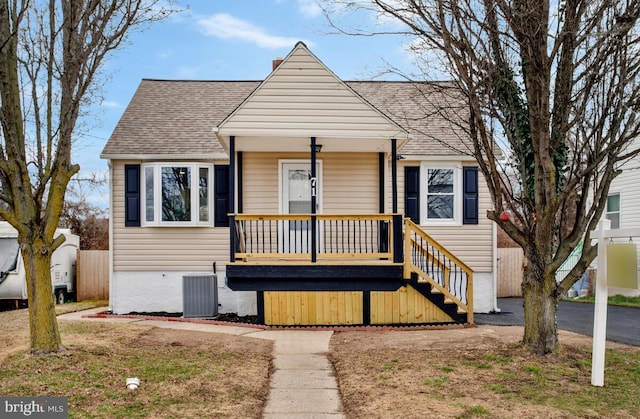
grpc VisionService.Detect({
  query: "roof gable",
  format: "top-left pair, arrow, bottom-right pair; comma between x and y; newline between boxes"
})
217,42 -> 407,141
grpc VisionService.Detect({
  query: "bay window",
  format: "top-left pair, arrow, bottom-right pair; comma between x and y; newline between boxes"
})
142,163 -> 213,226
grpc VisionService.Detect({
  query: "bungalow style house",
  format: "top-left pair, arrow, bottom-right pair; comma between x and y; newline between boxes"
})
101,42 -> 498,325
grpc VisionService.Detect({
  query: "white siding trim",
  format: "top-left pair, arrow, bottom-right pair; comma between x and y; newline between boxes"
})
218,43 -> 407,141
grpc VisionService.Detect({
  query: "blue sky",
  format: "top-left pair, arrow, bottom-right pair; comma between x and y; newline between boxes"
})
78,0 -> 418,209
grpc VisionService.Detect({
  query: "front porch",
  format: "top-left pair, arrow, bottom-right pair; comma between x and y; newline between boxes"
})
226,214 -> 473,326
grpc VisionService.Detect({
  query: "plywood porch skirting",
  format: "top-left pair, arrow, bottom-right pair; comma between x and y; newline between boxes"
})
263,285 -> 454,326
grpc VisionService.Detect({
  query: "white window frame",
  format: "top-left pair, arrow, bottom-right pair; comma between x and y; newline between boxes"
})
420,163 -> 463,226
606,192 -> 621,229
141,162 -> 214,227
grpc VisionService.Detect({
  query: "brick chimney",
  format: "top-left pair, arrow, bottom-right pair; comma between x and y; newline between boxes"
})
272,57 -> 284,71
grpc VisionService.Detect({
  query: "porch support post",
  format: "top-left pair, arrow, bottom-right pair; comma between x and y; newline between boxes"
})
362,291 -> 371,325
378,152 -> 385,213
391,140 -> 402,263
391,138 -> 398,213
229,136 -> 236,262
237,151 -> 243,213
393,214 -> 404,263
310,137 -> 317,263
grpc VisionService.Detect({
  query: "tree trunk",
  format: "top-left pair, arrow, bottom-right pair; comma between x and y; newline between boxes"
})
522,264 -> 558,354
22,236 -> 64,353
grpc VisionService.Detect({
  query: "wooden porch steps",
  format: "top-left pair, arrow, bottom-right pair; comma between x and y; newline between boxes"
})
407,275 -> 468,323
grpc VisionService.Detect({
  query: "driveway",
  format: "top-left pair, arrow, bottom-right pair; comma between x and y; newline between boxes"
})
475,297 -> 640,346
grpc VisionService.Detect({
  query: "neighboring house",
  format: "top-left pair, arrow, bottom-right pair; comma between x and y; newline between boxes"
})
101,42 -> 498,325
600,138 -> 640,297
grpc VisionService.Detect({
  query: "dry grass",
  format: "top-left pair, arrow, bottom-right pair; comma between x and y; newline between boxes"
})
0,302 -> 272,418
330,327 -> 640,418
3,303 -> 640,418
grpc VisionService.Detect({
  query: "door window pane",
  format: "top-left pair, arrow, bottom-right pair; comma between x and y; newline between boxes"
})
288,169 -> 311,230
288,169 -> 311,213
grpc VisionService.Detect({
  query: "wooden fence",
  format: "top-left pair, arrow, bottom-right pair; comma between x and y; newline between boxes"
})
76,250 -> 109,301
497,248 -> 524,297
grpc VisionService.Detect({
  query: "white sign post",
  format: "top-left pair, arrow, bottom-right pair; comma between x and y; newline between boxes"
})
591,219 -> 610,387
590,222 -> 640,387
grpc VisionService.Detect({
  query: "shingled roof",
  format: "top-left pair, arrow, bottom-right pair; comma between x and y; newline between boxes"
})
101,78 -> 472,158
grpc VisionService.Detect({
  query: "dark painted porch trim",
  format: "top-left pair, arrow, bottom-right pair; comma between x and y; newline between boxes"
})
229,136 -> 236,262
362,291 -> 371,325
378,152 -> 385,213
407,273 -> 468,323
256,291 -> 265,324
391,138 -> 398,213
393,214 -> 404,264
226,264 -> 404,292
310,137 -> 317,263
237,151 -> 243,213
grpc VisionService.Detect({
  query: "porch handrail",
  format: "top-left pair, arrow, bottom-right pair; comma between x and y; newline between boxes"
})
404,219 -> 474,322
232,213 -> 402,262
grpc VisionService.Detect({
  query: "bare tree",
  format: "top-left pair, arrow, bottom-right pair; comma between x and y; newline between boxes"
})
61,176 -> 109,250
321,0 -> 640,353
0,0 -> 176,353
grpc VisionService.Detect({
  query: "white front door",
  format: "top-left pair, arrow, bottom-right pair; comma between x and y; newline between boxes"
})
280,161 -> 322,253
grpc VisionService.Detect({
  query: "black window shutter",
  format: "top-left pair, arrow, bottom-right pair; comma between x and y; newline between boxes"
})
124,164 -> 140,227
404,166 -> 420,223
463,166 -> 479,225
214,165 -> 230,227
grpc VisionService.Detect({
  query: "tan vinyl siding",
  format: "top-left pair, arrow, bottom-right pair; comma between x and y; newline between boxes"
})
391,160 -> 494,272
323,153 -> 378,213
241,153 -> 280,213
220,46 -> 404,139
242,152 -> 379,214
111,155 -> 493,272
111,160 -> 229,271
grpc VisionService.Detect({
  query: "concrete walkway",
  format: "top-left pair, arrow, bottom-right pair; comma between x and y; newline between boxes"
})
58,309 -> 345,418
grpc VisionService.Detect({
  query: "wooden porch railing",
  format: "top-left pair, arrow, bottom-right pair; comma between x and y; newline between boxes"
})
404,219 -> 474,322
230,214 -> 473,323
231,213 -> 403,263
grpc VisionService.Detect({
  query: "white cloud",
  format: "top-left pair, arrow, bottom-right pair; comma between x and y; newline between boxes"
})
101,100 -> 120,108
196,13 -> 312,49
297,0 -> 322,17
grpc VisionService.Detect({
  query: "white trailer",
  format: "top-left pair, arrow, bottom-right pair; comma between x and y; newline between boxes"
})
0,222 -> 79,305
